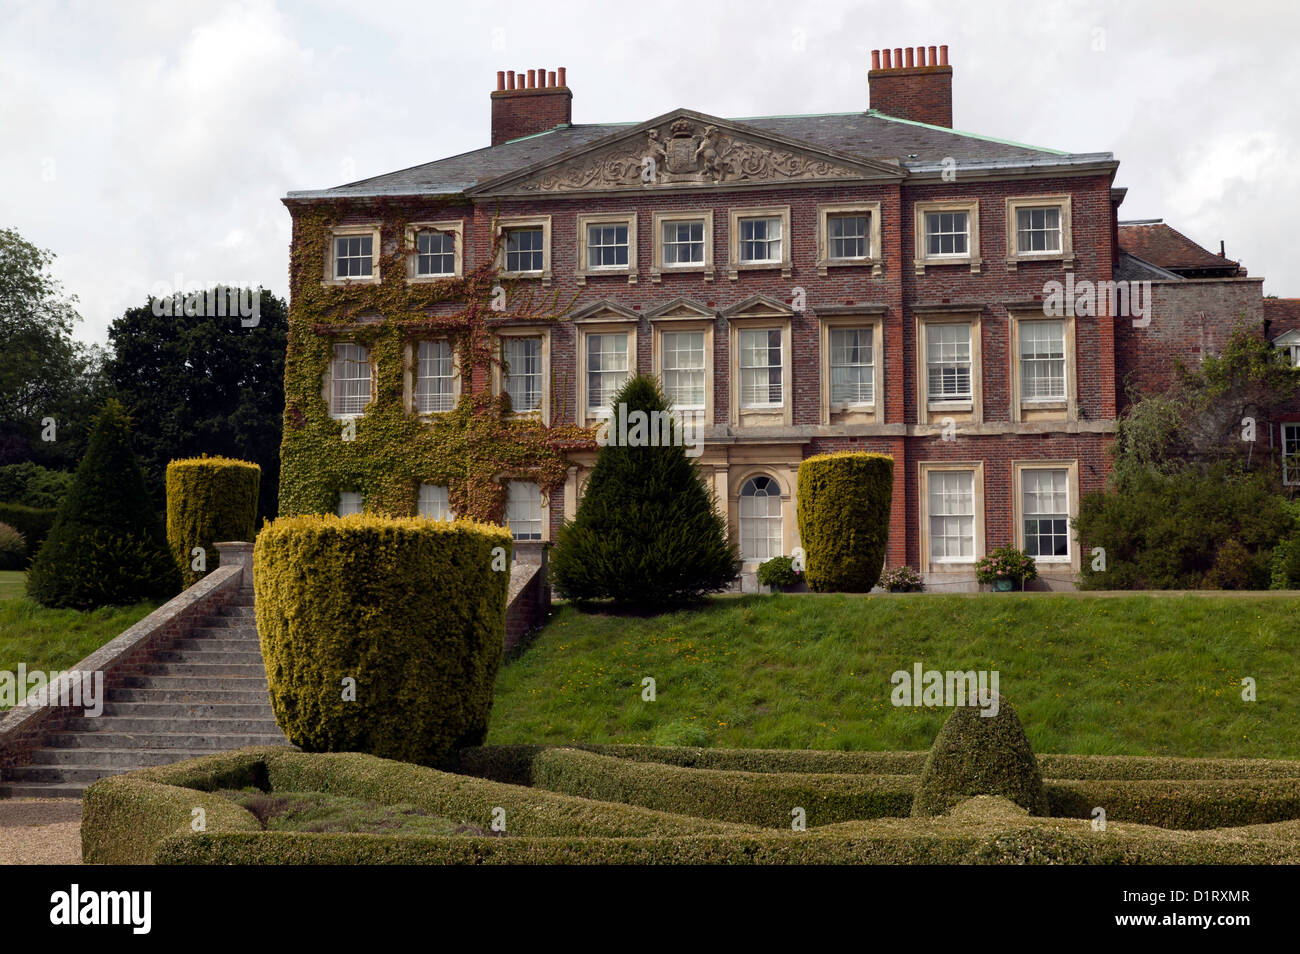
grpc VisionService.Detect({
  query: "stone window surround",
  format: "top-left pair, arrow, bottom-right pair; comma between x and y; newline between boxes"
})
913,199 -> 981,275
727,205 -> 793,280
575,211 -> 638,285
650,313 -> 715,425
727,309 -> 794,428
917,460 -> 986,572
402,336 -> 462,417
1005,194 -> 1074,271
498,476 -> 551,543
405,220 -> 465,282
492,325 -> 552,425
651,209 -> 714,282
574,317 -> 639,427
815,201 -> 883,277
818,313 -> 885,425
323,223 -> 383,286
1007,309 -> 1077,424
728,464 -> 799,567
1011,458 -> 1081,573
915,310 -> 983,426
494,214 -> 553,285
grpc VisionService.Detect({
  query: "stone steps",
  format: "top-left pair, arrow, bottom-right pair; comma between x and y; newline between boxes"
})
0,587 -> 291,798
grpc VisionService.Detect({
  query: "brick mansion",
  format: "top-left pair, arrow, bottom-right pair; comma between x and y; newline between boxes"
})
281,47 -> 1298,590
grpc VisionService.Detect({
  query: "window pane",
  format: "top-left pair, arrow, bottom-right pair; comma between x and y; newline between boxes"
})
1284,423 -> 1300,485
332,343 -> 371,416
1016,205 -> 1062,253
928,470 -> 974,560
828,214 -> 868,259
417,483 -> 455,521
739,216 -> 782,263
505,228 -> 544,272
739,476 -> 783,561
738,328 -> 782,406
586,333 -> 629,412
925,324 -> 972,399
1020,320 -> 1066,400
335,235 -> 373,278
662,331 -> 706,408
829,327 -> 873,404
925,211 -> 969,256
506,481 -> 543,541
337,491 -> 363,516
663,220 -> 704,264
415,340 -> 454,413
1021,469 -> 1069,558
503,337 -> 542,412
416,230 -> 455,276
587,223 -> 629,268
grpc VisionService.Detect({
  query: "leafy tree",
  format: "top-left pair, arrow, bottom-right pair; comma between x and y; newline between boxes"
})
550,375 -> 738,608
27,399 -> 179,609
0,228 -> 106,468
103,288 -> 286,521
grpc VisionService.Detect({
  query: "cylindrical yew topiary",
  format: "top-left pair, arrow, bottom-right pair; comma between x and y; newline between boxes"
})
796,452 -> 893,592
253,514 -> 513,766
166,456 -> 261,587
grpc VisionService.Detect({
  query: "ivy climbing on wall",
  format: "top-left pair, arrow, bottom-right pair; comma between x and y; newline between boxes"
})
279,199 -> 595,524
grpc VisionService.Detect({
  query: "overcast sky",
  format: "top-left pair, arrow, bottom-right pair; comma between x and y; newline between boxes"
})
3,0 -> 1296,345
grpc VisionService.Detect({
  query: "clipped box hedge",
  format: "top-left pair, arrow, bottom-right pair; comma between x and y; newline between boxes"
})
796,452 -> 893,592
166,456 -> 260,587
531,748 -> 916,827
1046,778 -> 1300,830
82,748 -> 1300,866
254,516 -> 514,767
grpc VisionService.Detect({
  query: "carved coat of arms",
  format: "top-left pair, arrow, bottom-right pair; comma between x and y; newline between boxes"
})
647,120 -> 729,183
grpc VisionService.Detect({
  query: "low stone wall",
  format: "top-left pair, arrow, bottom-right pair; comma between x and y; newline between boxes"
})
505,545 -> 551,654
0,554 -> 247,774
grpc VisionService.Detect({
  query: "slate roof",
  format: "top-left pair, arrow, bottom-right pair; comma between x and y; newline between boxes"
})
1117,220 -> 1239,274
286,110 -> 1109,200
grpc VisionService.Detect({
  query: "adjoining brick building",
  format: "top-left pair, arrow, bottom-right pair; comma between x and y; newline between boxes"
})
281,49 -> 1285,591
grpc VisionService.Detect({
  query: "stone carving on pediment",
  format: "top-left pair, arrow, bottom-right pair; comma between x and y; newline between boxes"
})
514,119 -> 862,192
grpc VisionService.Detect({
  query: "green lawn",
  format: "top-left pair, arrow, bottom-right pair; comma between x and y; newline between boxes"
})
0,571 -> 25,601
0,595 -> 157,708
488,593 -> 1300,758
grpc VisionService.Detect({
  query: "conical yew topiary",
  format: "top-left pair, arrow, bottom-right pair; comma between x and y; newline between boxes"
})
912,694 -> 1049,816
550,374 -> 738,608
27,400 -> 179,609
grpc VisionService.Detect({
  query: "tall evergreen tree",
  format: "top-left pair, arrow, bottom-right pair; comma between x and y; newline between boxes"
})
26,400 -> 179,609
551,374 -> 738,608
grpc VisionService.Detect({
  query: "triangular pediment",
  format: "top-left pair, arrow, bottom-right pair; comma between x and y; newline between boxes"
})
722,294 -> 793,319
1274,329 -> 1300,347
470,109 -> 904,197
569,299 -> 640,323
646,298 -> 715,321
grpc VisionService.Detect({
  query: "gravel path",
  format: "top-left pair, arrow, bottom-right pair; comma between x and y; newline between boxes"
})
0,799 -> 82,865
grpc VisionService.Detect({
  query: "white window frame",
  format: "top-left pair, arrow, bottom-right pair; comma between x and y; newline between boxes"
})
494,215 -> 552,284
1009,311 -> 1077,422
727,206 -> 792,279
575,322 -> 636,425
913,199 -> 981,274
336,491 -> 363,516
324,224 -> 382,286
816,202 -> 883,277
736,327 -> 784,410
651,210 -> 713,281
409,339 -> 459,415
915,312 -> 982,425
406,220 -> 464,281
918,461 -> 985,570
818,314 -> 884,423
576,212 -> 637,284
328,341 -> 373,420
737,474 -> 784,563
494,327 -> 551,424
1284,423 -> 1300,487
1012,460 -> 1080,573
505,480 -> 546,542
651,309 -> 714,424
1005,194 -> 1074,270
417,483 -> 456,522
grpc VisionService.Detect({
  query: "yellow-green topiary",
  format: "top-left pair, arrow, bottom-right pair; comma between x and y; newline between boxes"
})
796,452 -> 893,592
166,456 -> 261,587
253,514 -> 512,766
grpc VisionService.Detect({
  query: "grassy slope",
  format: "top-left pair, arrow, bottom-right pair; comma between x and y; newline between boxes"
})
0,590 -> 157,707
0,571 -> 25,601
488,594 -> 1300,758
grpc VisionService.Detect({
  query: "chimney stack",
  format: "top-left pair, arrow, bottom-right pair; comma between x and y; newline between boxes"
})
491,66 -> 572,146
868,45 -> 953,127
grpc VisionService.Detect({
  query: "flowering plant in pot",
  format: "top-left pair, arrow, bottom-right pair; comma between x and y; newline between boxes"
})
975,545 -> 1038,591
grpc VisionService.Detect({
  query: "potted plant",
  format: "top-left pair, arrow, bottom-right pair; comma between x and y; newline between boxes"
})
975,545 -> 1038,592
757,555 -> 803,593
880,565 -> 924,593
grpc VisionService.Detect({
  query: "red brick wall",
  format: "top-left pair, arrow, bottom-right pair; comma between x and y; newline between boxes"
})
491,87 -> 573,146
868,66 -> 953,127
